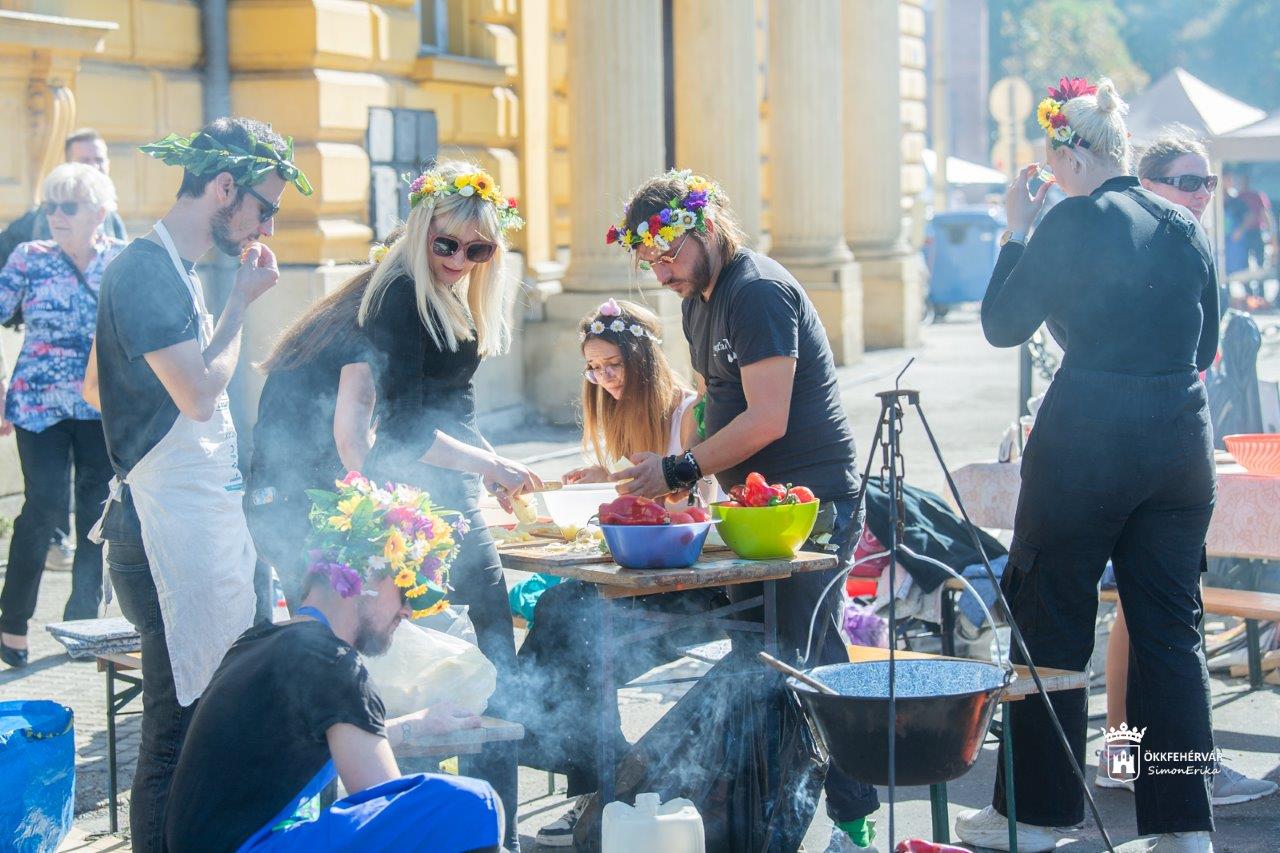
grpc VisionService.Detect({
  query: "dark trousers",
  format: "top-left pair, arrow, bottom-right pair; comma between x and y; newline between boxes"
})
0,420 -> 112,635
449,505 -> 521,850
726,496 -> 880,824
108,540 -> 199,853
515,580 -> 727,796
993,368 -> 1216,836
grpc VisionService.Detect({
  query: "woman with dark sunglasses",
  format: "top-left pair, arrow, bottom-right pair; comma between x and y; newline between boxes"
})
0,163 -> 123,667
356,159 -> 530,851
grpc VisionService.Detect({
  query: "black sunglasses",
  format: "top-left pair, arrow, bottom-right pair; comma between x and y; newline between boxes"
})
242,185 -> 281,224
41,201 -> 81,217
431,235 -> 497,264
1153,174 -> 1218,193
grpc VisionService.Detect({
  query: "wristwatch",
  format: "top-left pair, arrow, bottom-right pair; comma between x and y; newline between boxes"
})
663,451 -> 703,490
999,229 -> 1026,247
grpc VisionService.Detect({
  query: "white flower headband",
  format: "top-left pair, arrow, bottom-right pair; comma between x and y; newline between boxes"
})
578,298 -> 663,344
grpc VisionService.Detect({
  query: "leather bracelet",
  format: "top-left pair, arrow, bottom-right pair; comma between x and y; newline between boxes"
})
661,454 -> 680,490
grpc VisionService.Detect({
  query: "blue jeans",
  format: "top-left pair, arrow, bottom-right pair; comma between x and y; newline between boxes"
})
108,540 -> 199,853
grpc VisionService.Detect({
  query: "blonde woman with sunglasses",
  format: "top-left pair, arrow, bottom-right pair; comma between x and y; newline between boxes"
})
357,160 -> 529,850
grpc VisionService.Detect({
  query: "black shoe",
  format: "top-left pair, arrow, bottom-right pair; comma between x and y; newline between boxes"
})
0,643 -> 29,668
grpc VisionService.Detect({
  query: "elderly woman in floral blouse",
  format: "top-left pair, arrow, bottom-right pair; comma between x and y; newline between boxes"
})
0,163 -> 124,668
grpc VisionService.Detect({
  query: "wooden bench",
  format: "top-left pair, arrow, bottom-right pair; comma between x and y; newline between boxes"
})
1100,586 -> 1280,689
96,650 -> 143,835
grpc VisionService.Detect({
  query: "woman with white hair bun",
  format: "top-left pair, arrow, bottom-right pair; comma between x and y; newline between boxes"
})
0,162 -> 124,667
961,79 -> 1220,853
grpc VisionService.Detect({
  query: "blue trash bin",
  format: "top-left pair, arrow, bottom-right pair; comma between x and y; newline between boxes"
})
924,207 -> 1007,316
0,701 -> 75,853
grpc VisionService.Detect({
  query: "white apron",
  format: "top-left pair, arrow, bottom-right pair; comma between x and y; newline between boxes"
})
91,222 -> 257,706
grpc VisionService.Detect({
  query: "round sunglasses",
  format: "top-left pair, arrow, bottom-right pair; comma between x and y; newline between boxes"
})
431,235 -> 497,264
583,363 -> 624,384
1152,174 -> 1218,193
41,201 -> 82,217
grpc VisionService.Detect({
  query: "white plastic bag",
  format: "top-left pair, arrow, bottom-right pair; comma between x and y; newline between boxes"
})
363,620 -> 496,718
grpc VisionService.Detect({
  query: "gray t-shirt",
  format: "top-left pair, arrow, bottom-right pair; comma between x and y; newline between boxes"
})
95,237 -> 201,544
682,249 -> 858,500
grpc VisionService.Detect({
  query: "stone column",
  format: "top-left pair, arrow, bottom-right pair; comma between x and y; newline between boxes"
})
526,0 -> 679,421
845,0 -> 922,348
767,0 -> 862,364
672,0 -> 760,245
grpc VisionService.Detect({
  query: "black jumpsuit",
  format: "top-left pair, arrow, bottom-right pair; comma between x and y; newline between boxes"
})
982,176 -> 1219,836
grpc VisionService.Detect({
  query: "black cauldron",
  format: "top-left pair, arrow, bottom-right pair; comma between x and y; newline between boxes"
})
788,658 -> 1009,786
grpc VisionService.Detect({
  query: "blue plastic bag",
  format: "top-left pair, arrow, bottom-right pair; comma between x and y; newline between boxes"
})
0,701 -> 75,852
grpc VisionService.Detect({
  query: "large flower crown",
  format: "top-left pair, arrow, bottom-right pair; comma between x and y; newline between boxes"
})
140,130 -> 313,196
606,169 -> 720,253
579,298 -> 663,344
407,168 -> 524,232
305,472 -> 470,618
1036,77 -> 1097,150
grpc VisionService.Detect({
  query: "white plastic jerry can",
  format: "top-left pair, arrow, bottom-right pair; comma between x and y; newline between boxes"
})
601,792 -> 705,853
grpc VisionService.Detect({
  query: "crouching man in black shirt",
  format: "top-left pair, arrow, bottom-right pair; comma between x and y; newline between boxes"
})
163,566 -> 503,852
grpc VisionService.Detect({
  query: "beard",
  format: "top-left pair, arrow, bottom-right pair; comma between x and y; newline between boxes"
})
353,606 -> 399,657
211,200 -> 247,258
667,245 -> 715,298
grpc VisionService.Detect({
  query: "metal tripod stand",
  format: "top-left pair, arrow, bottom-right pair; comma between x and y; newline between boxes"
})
845,362 -> 1115,852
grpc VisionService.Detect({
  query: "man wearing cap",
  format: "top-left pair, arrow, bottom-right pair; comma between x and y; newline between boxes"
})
86,116 -> 311,852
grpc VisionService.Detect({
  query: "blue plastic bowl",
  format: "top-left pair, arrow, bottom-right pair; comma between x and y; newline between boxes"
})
600,521 -> 715,569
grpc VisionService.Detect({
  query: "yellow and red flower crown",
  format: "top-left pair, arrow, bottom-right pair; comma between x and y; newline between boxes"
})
605,169 -> 720,253
407,168 -> 524,232
1036,77 -> 1097,150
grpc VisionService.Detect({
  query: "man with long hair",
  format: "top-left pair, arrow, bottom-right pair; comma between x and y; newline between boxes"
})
87,116 -> 311,851
611,169 -> 880,852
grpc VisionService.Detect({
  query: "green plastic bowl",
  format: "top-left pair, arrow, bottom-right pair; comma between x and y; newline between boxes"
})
712,500 -> 820,560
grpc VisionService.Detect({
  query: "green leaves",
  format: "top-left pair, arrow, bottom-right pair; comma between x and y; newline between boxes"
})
139,129 -> 314,197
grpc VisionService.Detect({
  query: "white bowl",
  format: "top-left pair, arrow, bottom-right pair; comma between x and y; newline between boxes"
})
534,483 -> 619,528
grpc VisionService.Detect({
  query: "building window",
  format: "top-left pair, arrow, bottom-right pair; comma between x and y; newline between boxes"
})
419,0 -> 448,53
367,107 -> 439,241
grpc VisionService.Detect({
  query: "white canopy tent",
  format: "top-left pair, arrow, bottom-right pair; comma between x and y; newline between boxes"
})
921,149 -> 1009,186
1213,111 -> 1280,163
1126,67 -> 1266,145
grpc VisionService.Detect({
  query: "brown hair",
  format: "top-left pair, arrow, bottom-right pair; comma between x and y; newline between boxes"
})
1136,126 -> 1209,180
579,300 -> 690,467
259,227 -> 403,373
64,128 -> 104,156
621,171 -> 747,268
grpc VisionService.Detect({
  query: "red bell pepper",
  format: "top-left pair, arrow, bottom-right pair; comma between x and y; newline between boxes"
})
598,495 -> 670,525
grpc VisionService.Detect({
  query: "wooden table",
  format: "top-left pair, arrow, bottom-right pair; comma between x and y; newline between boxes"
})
497,544 -> 839,811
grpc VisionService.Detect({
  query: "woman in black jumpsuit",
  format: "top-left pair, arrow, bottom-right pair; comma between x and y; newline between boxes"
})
959,78 -> 1219,852
359,162 -> 535,851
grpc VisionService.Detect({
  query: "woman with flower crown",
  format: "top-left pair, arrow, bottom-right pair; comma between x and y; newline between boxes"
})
357,160 -> 531,851
961,78 -> 1220,853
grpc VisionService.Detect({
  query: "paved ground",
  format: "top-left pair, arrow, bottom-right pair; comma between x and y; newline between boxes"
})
2,308 -> 1278,851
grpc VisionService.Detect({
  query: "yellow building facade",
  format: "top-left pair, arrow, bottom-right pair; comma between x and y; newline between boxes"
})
0,0 -> 928,427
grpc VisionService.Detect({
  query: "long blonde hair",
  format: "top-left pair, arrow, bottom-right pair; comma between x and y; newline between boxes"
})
357,160 -> 513,357
579,300 -> 691,467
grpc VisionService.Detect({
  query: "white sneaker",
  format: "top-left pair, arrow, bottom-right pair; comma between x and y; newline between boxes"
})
954,805 -> 1067,852
823,825 -> 878,852
1115,831 -> 1213,852
1211,762 -> 1278,805
45,540 -> 74,572
535,795 -> 589,848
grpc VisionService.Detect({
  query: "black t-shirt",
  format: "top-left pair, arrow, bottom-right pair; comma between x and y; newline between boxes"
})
683,249 -> 858,500
249,336 -> 369,499
95,238 -> 201,544
362,273 -> 484,504
983,176 -> 1218,375
163,619 -> 385,852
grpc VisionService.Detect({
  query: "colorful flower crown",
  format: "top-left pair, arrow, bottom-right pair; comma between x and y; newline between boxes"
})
305,472 -> 470,618
1036,77 -> 1097,150
605,169 -> 719,253
579,298 -> 663,344
406,168 -> 524,232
